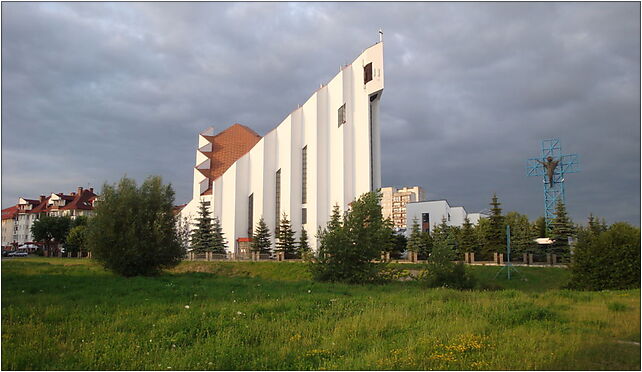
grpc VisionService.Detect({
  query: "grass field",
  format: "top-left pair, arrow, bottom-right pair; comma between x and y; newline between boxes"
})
2,258 -> 640,370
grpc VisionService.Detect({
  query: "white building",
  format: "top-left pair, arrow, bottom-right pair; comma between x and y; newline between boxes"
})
380,186 -> 425,229
180,41 -> 384,253
405,200 -> 488,234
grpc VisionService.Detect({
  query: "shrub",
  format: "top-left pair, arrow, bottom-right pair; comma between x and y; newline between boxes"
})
569,222 -> 640,290
419,238 -> 476,290
86,176 -> 184,276
310,192 -> 390,283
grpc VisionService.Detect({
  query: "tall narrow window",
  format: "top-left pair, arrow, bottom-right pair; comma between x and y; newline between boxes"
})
302,208 -> 307,225
275,169 -> 281,226
338,103 -> 346,127
364,62 -> 373,84
301,146 -> 307,204
422,213 -> 430,233
248,193 -> 254,237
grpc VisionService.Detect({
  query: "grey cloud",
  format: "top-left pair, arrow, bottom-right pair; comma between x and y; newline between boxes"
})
2,2 -> 639,226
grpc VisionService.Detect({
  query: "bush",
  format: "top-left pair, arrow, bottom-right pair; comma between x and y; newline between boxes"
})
569,222 -> 640,290
419,262 -> 477,290
310,192 -> 391,283
86,176 -> 184,276
418,238 -> 476,290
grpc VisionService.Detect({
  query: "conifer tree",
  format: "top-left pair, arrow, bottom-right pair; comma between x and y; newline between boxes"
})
533,216 -> 547,238
483,194 -> 505,258
298,226 -> 311,259
190,200 -> 214,253
459,216 -> 477,255
406,217 -> 423,253
276,213 -> 297,258
419,230 -> 433,260
251,217 -> 272,254
211,216 -> 227,254
550,199 -> 574,258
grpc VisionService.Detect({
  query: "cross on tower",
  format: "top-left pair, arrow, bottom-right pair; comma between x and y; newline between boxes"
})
526,139 -> 579,232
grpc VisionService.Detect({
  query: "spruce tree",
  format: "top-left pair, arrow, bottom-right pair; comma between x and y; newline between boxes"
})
190,200 -> 214,253
211,217 -> 227,254
298,227 -> 311,259
276,213 -> 297,258
251,217 -> 272,254
419,230 -> 433,260
550,199 -> 574,258
483,194 -> 505,259
459,216 -> 477,255
533,216 -> 547,238
406,217 -> 423,253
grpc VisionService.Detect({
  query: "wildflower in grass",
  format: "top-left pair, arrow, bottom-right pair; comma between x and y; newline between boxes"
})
184,305 -> 190,309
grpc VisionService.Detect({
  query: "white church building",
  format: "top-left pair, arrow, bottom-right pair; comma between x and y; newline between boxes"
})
180,41 -> 384,253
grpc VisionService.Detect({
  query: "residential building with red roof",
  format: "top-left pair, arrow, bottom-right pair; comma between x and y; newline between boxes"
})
1,206 -> 19,247
3,187 -> 98,246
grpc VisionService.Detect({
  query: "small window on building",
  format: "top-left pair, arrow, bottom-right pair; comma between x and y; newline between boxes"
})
203,201 -> 211,207
447,213 -> 451,222
338,103 -> 346,127
364,62 -> 373,84
302,208 -> 307,225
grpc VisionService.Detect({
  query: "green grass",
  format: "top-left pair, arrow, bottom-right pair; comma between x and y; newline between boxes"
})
2,258 -> 640,370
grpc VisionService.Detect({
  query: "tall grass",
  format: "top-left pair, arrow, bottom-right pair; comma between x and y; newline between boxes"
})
2,258 -> 639,370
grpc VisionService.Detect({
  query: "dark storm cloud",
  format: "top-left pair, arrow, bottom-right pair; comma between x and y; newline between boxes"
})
2,2 -> 640,225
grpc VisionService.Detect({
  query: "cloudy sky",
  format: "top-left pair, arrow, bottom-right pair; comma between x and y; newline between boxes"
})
2,2 -> 640,225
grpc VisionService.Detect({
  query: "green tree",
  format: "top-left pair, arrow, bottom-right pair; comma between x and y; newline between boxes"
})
298,227 -> 311,260
64,225 -> 87,254
210,217 -> 227,254
406,217 -> 423,253
310,192 -> 389,283
569,222 -> 640,290
251,217 -> 272,254
550,200 -> 574,258
483,194 -> 505,259
421,231 -> 476,290
31,216 -> 72,256
587,213 -> 607,235
391,232 -> 408,259
190,200 -> 214,253
505,212 -> 534,258
419,230 -> 433,260
86,176 -> 183,277
533,216 -> 547,238
459,217 -> 477,255
276,213 -> 298,258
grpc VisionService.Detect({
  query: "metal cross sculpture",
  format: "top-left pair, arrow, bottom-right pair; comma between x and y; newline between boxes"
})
526,139 -> 579,232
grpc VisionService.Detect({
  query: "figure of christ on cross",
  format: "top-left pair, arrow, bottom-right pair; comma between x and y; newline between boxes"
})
536,156 -> 560,186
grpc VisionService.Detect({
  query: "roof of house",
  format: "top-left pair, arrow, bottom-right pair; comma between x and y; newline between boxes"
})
30,197 -> 51,214
61,189 -> 98,211
198,123 -> 261,195
1,206 -> 18,220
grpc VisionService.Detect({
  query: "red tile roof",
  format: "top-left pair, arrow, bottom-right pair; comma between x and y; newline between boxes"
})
2,206 -> 18,220
30,197 -> 51,214
61,189 -> 98,211
199,123 -> 261,195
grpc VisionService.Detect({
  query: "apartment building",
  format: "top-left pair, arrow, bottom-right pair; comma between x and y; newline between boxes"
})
2,187 -> 98,245
381,186 -> 425,230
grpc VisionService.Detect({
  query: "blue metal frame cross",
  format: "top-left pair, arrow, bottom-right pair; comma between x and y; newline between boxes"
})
526,139 -> 579,232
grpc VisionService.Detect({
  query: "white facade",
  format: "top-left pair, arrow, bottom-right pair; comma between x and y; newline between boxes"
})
406,200 -> 486,235
181,42 -> 384,253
